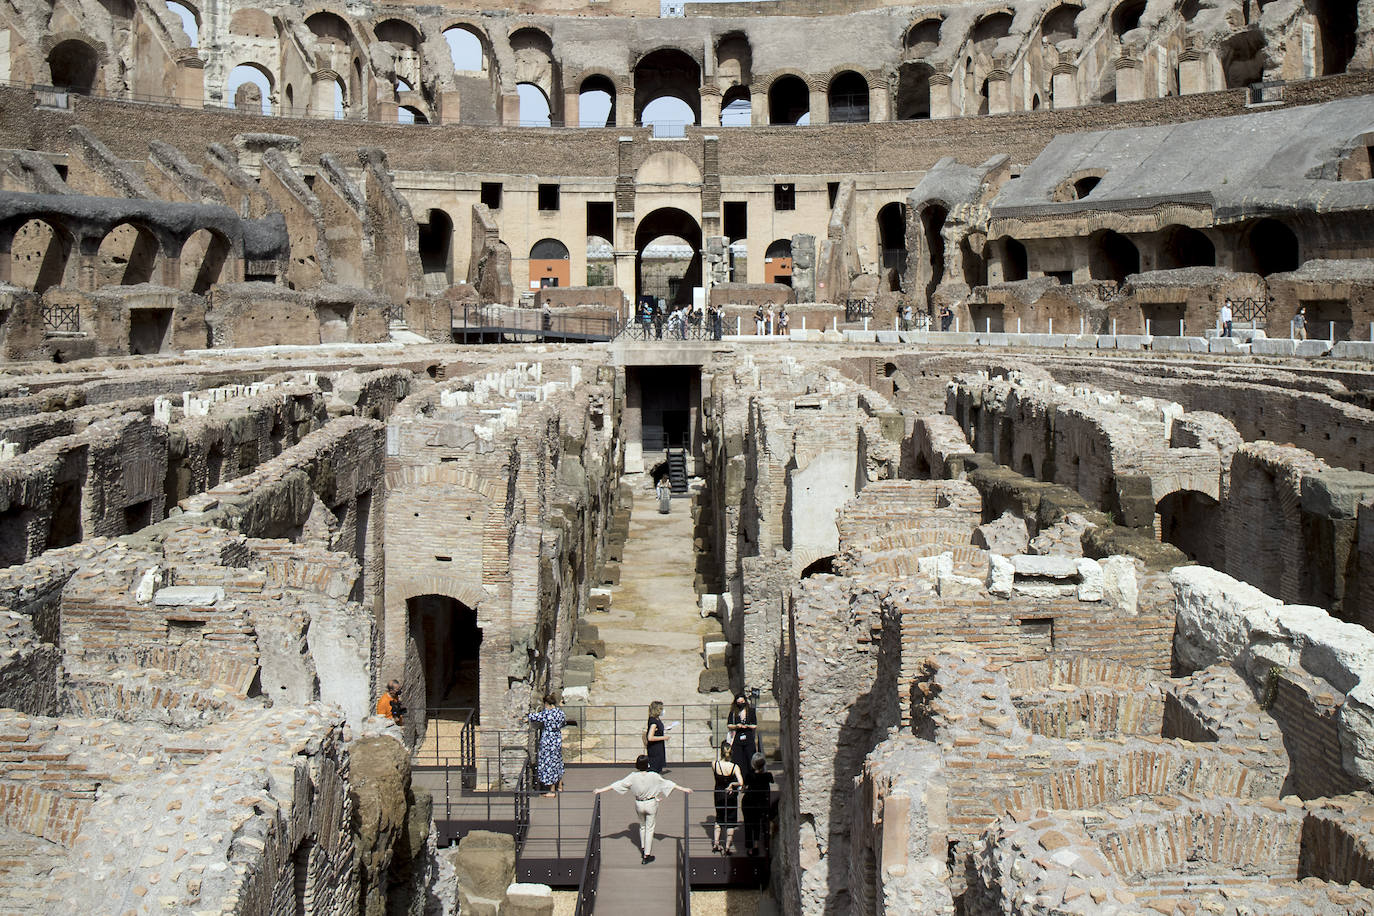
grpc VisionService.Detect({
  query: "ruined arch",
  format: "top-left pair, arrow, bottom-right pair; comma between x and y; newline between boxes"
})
634,47 -> 701,126
1041,4 -> 1082,42
1157,489 -> 1220,565
1089,230 -> 1139,284
227,62 -> 274,113
406,593 -> 483,714
1112,0 -> 1148,38
721,85 -> 751,125
418,209 -> 453,291
516,82 -> 551,125
180,227 -> 230,295
1158,225 -> 1215,269
373,17 -> 421,50
828,70 -> 869,123
96,220 -> 160,286
878,202 -> 907,286
714,32 -> 752,95
905,18 -> 942,56
47,38 -> 99,92
305,10 -> 353,46
971,10 -> 1014,48
166,0 -> 200,47
918,203 -> 948,306
1309,0 -> 1358,76
443,24 -> 487,73
895,61 -> 934,120
1243,218 -> 1300,276
511,27 -> 556,112
767,73 -> 809,125
6,217 -> 72,293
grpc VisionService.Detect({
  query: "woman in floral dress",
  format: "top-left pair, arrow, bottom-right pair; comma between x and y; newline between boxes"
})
528,693 -> 566,797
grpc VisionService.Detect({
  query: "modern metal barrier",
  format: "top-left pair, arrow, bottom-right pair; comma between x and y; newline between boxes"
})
573,795 -> 602,916
678,793 -> 693,915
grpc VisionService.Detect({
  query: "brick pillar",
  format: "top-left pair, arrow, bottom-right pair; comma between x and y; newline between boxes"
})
808,80 -> 828,125
1178,50 -> 1209,95
1051,63 -> 1078,109
750,88 -> 767,126
1115,56 -> 1144,102
929,73 -> 952,119
700,86 -> 721,127
868,75 -> 890,121
615,84 -> 635,128
174,52 -> 204,107
562,86 -> 580,127
986,68 -> 1011,114
500,91 -> 520,125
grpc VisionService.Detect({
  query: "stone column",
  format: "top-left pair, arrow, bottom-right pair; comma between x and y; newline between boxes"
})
1115,56 -> 1144,102
986,68 -> 1011,114
929,73 -> 953,119
437,89 -> 461,124
500,91 -> 520,125
699,86 -> 721,127
175,52 -> 204,107
562,86 -> 579,127
1051,63 -> 1078,109
750,88 -> 767,126
807,80 -> 828,125
1178,49 -> 1209,95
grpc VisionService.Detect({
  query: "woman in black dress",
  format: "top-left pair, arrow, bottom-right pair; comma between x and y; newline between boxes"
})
727,694 -> 756,771
711,739 -> 743,853
644,700 -> 667,773
742,752 -> 774,856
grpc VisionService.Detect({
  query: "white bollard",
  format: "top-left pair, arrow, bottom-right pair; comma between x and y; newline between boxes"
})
954,316 -> 960,332
833,316 -> 837,331
1145,318 -> 1151,337
736,317 -> 741,335
1080,317 -> 1084,335
985,317 -> 991,333
864,317 -> 869,331
1330,321 -> 1335,343
1048,317 -> 1053,335
801,316 -> 806,331
1112,318 -> 1117,336
1017,318 -> 1022,334
894,317 -> 899,331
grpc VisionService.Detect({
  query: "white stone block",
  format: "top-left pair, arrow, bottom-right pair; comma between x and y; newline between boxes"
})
1100,556 -> 1138,616
135,566 -> 162,603
1333,341 -> 1374,360
1171,566 -> 1284,673
703,640 -> 729,668
1250,338 -> 1298,357
1208,336 -> 1244,354
988,554 -> 1014,598
976,333 -> 1009,347
917,552 -> 953,580
1074,558 -> 1104,602
1295,340 -> 1333,357
562,686 -> 590,703
1009,555 -> 1079,578
1152,336 -> 1209,353
876,330 -> 900,344
154,586 -> 224,607
843,330 -> 877,343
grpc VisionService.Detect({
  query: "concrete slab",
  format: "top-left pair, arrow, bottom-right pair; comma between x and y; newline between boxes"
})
1208,336 -> 1245,354
1024,334 -> 1068,348
932,332 -> 978,346
976,333 -> 1009,347
843,330 -> 877,343
898,331 -> 929,344
1152,336 -> 1209,353
1066,335 -> 1098,349
1332,341 -> 1374,360
1295,340 -> 1333,357
1250,338 -> 1299,357
1115,335 -> 1151,350
1096,335 -> 1118,349
875,330 -> 900,344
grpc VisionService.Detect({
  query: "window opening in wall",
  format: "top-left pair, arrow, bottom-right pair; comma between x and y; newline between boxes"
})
226,64 -> 272,115
828,71 -> 870,123
480,182 -> 502,210
827,182 -> 840,208
1073,176 -> 1100,199
774,183 -> 795,211
408,594 -> 482,718
1246,218 -> 1300,276
167,618 -> 205,646
538,184 -> 560,211
517,82 -> 552,126
1001,237 -> 1028,282
444,27 -> 484,72
723,201 -> 748,243
579,74 -> 615,127
921,205 -> 947,306
206,443 -> 224,490
1047,269 -> 1073,285
767,74 -> 809,125
47,479 -> 82,551
1019,616 -> 1055,647
721,86 -> 751,126
1112,0 -> 1147,37
123,499 -> 153,533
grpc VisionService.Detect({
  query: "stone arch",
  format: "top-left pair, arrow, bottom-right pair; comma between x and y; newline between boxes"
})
443,22 -> 489,74
46,36 -> 101,91
577,70 -> 618,127
634,47 -> 701,125
827,69 -> 869,123
877,201 -> 907,287
4,216 -> 74,293
372,16 -> 422,50
765,70 -> 810,125
1111,0 -> 1148,38
714,31 -> 752,96
179,226 -> 232,294
1157,225 -> 1215,269
1088,229 -> 1139,284
1041,4 -> 1082,42
304,9 -> 356,47
895,61 -> 934,119
227,61 -> 275,113
635,206 -> 702,306
1157,489 -> 1220,565
96,219 -> 161,286
1242,218 -> 1300,276
384,464 -> 507,502
904,17 -> 942,56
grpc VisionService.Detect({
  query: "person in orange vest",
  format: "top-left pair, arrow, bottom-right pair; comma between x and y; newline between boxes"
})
376,679 -> 405,726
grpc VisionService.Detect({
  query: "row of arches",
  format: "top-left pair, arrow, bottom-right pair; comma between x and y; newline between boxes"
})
2,216 -> 233,295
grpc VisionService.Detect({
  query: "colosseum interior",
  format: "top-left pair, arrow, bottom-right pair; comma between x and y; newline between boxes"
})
1,0 -> 1374,914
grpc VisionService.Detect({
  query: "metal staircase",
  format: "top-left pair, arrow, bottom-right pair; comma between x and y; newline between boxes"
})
666,449 -> 689,495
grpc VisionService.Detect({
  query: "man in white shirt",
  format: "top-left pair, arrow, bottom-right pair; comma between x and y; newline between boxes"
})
1220,299 -> 1233,337
594,755 -> 693,864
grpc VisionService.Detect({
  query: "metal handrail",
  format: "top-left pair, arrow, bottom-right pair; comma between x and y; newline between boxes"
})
450,303 -> 619,342
678,792 -> 693,914
559,703 -> 778,764
573,795 -> 602,916
618,316 -> 720,342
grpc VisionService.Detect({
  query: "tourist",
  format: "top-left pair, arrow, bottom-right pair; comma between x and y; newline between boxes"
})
639,298 -> 653,338
754,305 -> 766,335
711,739 -> 743,854
900,303 -> 912,332
654,301 -> 664,339
376,679 -> 405,727
712,305 -> 724,340
527,693 -> 567,797
726,693 -> 757,771
1294,306 -> 1307,341
778,306 -> 790,336
741,752 -> 774,857
644,699 -> 669,773
1220,299 -> 1233,337
656,475 -> 671,514
766,305 -> 776,335
939,303 -> 953,332
593,755 -> 692,865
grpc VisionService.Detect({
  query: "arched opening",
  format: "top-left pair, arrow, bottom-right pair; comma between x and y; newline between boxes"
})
1112,0 -> 1147,38
764,238 -> 792,285
1041,4 -> 1082,42
418,209 -> 453,293
47,39 -> 98,92
972,11 -> 1013,47
587,235 -> 613,286
9,218 -> 71,293
407,594 -> 482,716
1310,0 -> 1358,75
517,82 -> 551,126
1020,454 -> 1035,478
1178,0 -> 1202,22
1158,225 -> 1215,269
895,62 -> 933,120
905,18 -> 942,56
167,0 -> 200,46
96,221 -> 159,286
1157,490 -> 1219,564
961,236 -> 987,288
800,555 -> 836,578
325,78 -> 345,118
180,227 -> 229,295
444,26 -> 485,72
1220,31 -> 1267,89
1000,236 -> 1028,282
634,48 -> 701,126
227,63 -> 272,114
1089,230 -> 1139,284
305,11 -> 352,46
768,75 -> 809,125
206,442 -> 224,490
1245,219 -> 1300,276
529,237 -> 570,289
878,202 -> 907,289
721,86 -> 751,126
635,208 -> 702,307
399,105 -> 427,124
373,18 -> 420,51
578,75 -> 615,127
1073,175 -> 1100,199
828,70 -> 869,123
921,205 -> 947,305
